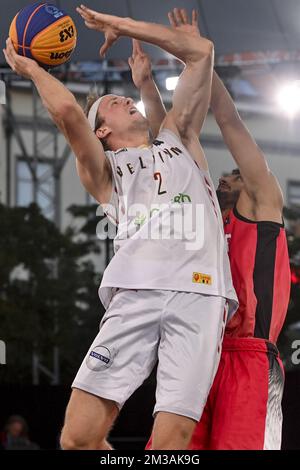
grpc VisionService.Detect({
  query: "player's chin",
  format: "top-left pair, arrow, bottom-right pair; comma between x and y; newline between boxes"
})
131,111 -> 143,119
134,113 -> 148,126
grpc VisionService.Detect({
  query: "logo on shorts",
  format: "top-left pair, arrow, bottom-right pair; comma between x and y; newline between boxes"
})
192,272 -> 212,285
86,346 -> 113,371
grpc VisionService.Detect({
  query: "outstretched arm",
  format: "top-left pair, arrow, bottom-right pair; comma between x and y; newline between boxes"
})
211,71 -> 283,209
77,5 -> 213,157
77,5 -> 212,62
128,39 -> 166,138
3,38 -> 112,204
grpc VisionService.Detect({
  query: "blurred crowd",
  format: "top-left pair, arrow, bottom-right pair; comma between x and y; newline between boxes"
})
0,415 -> 39,450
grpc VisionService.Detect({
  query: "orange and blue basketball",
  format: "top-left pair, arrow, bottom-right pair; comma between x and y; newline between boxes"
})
9,2 -> 77,68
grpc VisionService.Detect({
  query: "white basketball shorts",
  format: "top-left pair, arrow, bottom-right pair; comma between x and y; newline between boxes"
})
72,289 -> 227,421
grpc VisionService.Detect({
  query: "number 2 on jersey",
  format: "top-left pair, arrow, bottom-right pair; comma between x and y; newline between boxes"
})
154,172 -> 167,195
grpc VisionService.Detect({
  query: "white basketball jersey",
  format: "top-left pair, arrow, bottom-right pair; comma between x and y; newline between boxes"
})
99,128 -> 238,317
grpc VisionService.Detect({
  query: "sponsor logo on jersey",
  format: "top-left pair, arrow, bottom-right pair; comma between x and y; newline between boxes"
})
86,345 -> 113,371
172,192 -> 191,203
192,272 -> 212,285
90,350 -> 110,364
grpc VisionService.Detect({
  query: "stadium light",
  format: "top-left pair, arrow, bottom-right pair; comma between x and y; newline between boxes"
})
166,76 -> 179,91
277,81 -> 300,117
136,100 -> 146,116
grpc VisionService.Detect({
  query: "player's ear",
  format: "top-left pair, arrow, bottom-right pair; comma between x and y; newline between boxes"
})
96,125 -> 111,140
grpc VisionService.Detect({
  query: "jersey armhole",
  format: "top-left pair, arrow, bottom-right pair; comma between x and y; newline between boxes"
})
158,127 -> 211,176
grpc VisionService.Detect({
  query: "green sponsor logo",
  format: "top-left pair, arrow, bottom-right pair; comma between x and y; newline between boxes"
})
172,193 -> 191,203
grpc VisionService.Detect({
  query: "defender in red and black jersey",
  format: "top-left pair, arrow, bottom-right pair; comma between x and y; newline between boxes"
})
188,72 -> 291,449
223,201 -> 290,343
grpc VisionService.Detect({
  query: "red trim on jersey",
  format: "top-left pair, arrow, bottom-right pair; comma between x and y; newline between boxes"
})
203,176 -> 218,218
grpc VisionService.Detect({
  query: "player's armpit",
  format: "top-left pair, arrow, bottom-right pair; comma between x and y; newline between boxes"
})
250,172 -> 284,211
76,158 -> 113,205
160,115 -> 208,171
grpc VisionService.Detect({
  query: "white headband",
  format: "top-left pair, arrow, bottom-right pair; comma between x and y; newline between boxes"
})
87,94 -> 115,130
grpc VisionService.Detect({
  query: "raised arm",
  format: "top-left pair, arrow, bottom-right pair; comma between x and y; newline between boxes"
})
163,9 -> 213,138
161,9 -> 212,169
77,5 -> 212,62
211,71 -> 283,210
77,6 -> 213,168
128,39 -> 166,138
3,38 -> 112,205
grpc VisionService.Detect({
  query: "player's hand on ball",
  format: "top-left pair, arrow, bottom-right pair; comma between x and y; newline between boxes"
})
3,38 -> 40,79
77,4 -> 120,57
128,40 -> 152,89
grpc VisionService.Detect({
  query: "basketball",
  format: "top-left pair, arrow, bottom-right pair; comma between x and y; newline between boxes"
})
9,2 -> 77,68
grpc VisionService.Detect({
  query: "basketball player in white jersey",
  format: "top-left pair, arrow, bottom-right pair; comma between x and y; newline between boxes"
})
4,7 -> 237,449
